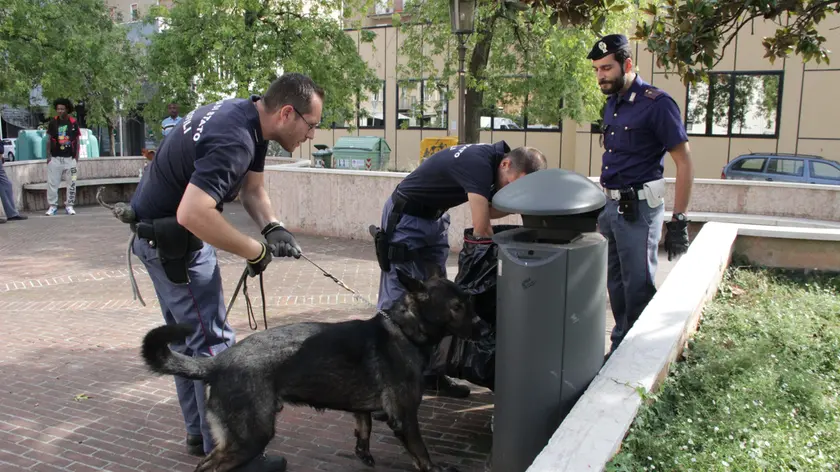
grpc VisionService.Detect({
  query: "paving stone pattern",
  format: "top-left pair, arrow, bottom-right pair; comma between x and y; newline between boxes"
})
0,203 -> 674,472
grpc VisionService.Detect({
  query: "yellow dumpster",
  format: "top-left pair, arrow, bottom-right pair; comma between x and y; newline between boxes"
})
420,136 -> 459,163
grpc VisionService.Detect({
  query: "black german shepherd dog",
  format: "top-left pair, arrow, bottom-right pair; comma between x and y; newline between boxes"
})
142,269 -> 479,472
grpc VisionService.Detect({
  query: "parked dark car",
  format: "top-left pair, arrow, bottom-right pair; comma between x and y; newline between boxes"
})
721,153 -> 840,185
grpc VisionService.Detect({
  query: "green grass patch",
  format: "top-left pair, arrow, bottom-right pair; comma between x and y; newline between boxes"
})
606,266 -> 840,471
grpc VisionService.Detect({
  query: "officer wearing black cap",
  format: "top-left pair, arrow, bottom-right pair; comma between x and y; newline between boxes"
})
588,34 -> 695,355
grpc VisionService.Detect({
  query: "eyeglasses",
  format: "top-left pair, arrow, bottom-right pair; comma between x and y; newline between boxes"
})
293,106 -> 320,131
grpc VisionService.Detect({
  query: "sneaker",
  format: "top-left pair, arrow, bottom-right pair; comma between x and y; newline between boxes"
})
45,206 -> 57,216
65,206 -> 76,215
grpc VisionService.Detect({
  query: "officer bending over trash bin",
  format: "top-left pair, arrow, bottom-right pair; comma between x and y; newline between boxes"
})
370,141 -> 547,400
129,73 -> 322,470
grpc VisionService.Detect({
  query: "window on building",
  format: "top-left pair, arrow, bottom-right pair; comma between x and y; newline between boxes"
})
130,3 -> 139,21
766,158 -> 804,177
811,161 -> 840,180
396,79 -> 448,130
359,81 -> 386,129
686,72 -> 782,137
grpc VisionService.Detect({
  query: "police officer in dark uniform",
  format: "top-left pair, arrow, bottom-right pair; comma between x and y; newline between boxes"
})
588,34 -> 694,355
130,73 -> 323,471
372,141 -> 547,398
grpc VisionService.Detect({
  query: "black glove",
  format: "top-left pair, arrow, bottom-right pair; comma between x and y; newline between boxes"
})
247,242 -> 273,277
664,219 -> 690,261
261,222 -> 302,258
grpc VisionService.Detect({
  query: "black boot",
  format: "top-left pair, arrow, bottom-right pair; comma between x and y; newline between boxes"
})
186,434 -> 204,457
425,374 -> 470,398
234,453 -> 288,472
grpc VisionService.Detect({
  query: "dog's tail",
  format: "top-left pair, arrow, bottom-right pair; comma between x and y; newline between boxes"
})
141,324 -> 214,380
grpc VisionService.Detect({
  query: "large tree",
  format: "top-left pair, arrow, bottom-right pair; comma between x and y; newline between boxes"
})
396,0 -> 840,144
395,0 -> 640,143
0,0 -> 146,149
142,0 -> 382,138
636,0 -> 838,83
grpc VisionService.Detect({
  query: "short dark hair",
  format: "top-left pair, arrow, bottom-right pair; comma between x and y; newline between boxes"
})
507,147 -> 547,174
613,44 -> 633,67
262,73 -> 325,115
53,98 -> 73,113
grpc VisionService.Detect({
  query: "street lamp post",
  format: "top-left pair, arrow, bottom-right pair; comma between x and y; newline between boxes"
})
449,0 -> 476,145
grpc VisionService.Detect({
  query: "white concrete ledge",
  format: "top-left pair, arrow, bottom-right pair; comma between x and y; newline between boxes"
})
526,222 -> 840,471
526,222 -> 739,471
664,210 -> 840,229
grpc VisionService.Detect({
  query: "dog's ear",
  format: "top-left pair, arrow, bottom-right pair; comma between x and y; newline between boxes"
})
396,269 -> 426,294
425,263 -> 443,280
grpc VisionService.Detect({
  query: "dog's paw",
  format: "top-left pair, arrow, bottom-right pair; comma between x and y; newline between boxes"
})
354,447 -> 375,467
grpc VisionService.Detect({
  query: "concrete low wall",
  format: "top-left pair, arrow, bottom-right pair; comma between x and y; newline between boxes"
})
264,167 -> 840,252
0,156 -> 301,218
263,167 -> 523,253
0,157 -> 148,218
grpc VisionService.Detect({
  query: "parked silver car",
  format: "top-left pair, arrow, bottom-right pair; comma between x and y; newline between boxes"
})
721,153 -> 840,185
2,138 -> 15,162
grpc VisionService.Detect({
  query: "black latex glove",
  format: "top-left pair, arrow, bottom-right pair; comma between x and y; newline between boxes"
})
261,222 -> 302,259
247,242 -> 273,277
664,219 -> 690,261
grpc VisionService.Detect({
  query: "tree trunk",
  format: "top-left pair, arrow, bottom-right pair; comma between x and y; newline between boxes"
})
107,120 -> 116,156
463,10 -> 503,144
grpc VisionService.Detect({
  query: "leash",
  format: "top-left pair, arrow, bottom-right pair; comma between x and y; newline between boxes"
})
298,254 -> 390,319
220,267 -> 268,346
96,187 -> 146,306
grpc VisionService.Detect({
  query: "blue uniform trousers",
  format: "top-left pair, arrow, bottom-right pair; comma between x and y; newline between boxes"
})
132,237 -> 235,454
376,195 -> 451,311
597,198 -> 664,353
0,159 -> 21,218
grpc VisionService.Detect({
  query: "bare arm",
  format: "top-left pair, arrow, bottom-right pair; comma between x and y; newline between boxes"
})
669,141 -> 694,215
176,183 -> 264,261
468,193 -> 494,238
238,171 -> 280,230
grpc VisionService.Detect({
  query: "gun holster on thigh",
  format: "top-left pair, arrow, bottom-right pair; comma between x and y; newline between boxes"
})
618,188 -> 639,222
135,216 -> 204,285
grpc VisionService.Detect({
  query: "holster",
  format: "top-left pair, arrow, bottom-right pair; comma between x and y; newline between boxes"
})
618,188 -> 639,222
372,191 -> 435,272
135,216 -> 204,285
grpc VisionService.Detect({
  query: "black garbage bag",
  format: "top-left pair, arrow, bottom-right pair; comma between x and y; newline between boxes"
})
428,225 -> 519,391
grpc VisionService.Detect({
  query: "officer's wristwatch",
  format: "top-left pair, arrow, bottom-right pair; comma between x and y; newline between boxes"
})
672,212 -> 688,222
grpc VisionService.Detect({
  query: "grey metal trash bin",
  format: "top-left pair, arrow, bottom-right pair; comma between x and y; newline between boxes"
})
490,168 -> 608,472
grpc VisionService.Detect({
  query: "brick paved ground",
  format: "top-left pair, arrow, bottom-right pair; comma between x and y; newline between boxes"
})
0,203 -> 674,472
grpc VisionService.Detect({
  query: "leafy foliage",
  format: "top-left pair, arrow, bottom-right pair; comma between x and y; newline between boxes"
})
607,267 -> 840,471
142,0 -> 382,137
0,0 -> 145,127
394,0 -> 641,142
635,0 -> 840,84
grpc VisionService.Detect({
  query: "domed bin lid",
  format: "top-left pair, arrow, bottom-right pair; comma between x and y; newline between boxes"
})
491,168 -> 606,216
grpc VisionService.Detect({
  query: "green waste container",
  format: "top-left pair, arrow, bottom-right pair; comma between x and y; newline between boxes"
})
312,144 -> 333,168
332,136 -> 391,171
79,128 -> 100,158
15,130 -> 48,161
14,128 -> 100,160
